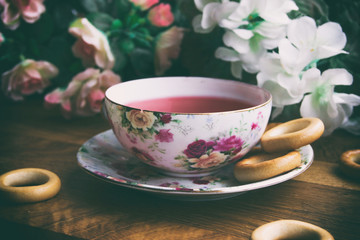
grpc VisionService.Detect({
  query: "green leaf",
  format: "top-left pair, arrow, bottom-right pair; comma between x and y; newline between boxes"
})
87,13 -> 114,32
80,0 -> 108,13
24,13 -> 54,43
293,0 -> 329,23
110,0 -> 132,18
110,40 -> 128,72
120,39 -> 135,53
111,19 -> 123,30
129,48 -> 155,77
52,3 -> 77,30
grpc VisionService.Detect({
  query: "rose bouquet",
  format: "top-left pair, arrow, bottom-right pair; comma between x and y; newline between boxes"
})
0,0 -> 186,118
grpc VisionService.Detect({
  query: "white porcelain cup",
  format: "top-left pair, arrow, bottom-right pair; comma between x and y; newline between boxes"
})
104,77 -> 272,177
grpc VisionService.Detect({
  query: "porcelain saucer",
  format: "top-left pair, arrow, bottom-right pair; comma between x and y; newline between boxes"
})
77,130 -> 313,201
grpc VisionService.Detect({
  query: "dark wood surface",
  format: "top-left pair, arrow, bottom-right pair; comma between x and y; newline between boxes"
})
1,96 -> 360,240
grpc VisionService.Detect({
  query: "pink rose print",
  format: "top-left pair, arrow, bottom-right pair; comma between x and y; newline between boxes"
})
206,141 -> 216,149
160,114 -> 172,123
192,176 -> 220,185
159,181 -> 179,187
175,187 -> 193,192
155,129 -> 174,143
184,140 -> 208,158
126,133 -> 137,144
213,136 -> 244,154
192,178 -> 210,185
251,122 -> 259,130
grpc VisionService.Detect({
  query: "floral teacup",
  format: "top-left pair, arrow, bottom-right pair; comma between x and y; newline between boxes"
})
104,77 -> 272,177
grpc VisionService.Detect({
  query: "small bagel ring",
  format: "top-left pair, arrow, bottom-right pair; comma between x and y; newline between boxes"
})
251,219 -> 334,240
234,151 -> 301,183
264,122 -> 282,132
0,168 -> 61,203
340,149 -> 360,179
261,118 -> 324,153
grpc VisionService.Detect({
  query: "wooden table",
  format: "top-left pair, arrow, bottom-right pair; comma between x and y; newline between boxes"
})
1,96 -> 360,240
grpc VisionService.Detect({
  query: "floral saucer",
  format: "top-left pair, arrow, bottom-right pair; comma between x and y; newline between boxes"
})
77,130 -> 313,201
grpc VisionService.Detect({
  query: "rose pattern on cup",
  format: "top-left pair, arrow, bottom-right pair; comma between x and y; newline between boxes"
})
105,101 -> 268,174
115,106 -> 179,142
175,135 -> 246,171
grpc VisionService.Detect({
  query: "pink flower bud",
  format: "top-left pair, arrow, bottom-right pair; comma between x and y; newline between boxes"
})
88,89 -> 105,112
44,68 -> 121,118
0,0 -> 45,30
147,3 -> 174,27
2,59 -> 58,101
44,88 -> 64,109
69,18 -> 115,70
155,26 -> 185,75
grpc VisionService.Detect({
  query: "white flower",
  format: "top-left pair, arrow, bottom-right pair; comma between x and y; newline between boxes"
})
227,0 -> 298,27
286,16 -> 348,63
256,16 -> 349,117
192,0 -> 239,33
300,68 -> 360,136
216,0 -> 297,78
257,52 -> 305,116
224,0 -> 297,48
216,46 -> 265,78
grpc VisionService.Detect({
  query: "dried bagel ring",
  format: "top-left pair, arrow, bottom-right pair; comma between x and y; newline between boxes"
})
0,168 -> 61,203
234,151 -> 301,183
261,118 -> 324,153
251,220 -> 334,240
340,149 -> 360,179
264,122 -> 282,132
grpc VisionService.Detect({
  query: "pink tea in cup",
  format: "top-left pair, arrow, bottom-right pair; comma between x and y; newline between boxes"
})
126,96 -> 254,113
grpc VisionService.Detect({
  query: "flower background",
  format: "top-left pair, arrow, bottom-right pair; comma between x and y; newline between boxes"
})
180,0 -> 360,135
0,0 -> 359,136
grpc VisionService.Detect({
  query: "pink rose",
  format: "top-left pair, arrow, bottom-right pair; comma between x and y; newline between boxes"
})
155,129 -> 174,142
155,26 -> 185,75
160,114 -> 172,123
184,140 -> 208,158
130,0 -> 159,10
213,136 -> 244,154
1,59 -> 58,100
147,3 -> 174,27
69,18 -> 115,70
44,68 -> 121,118
251,122 -> 259,130
0,0 -> 45,30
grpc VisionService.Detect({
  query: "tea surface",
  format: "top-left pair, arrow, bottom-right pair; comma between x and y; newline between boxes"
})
127,96 -> 254,113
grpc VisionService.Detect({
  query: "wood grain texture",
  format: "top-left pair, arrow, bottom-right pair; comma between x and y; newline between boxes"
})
1,96 -> 360,239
